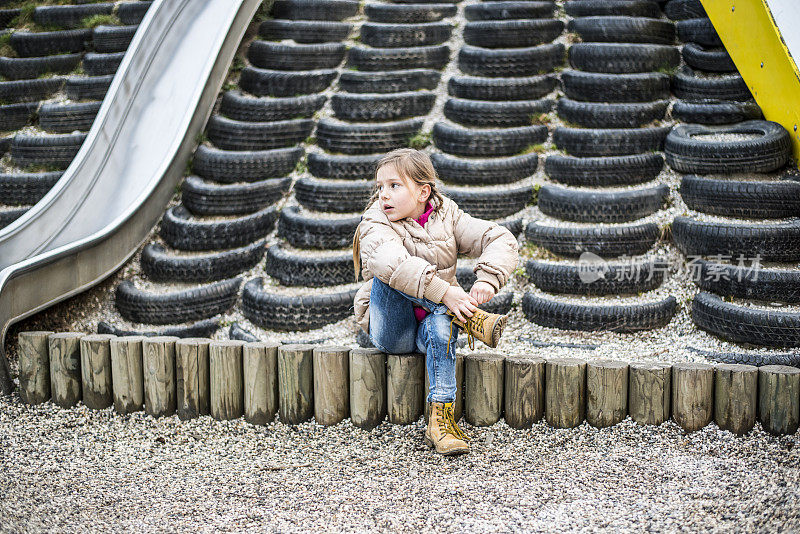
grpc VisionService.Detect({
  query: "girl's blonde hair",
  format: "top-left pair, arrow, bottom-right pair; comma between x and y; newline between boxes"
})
352,148 -> 445,282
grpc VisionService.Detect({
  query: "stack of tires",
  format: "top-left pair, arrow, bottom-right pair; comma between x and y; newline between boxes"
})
0,0 -> 151,230
521,0 -> 678,333
667,120 -> 800,349
665,0 -> 762,126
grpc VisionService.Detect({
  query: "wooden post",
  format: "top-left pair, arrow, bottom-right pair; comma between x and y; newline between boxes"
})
587,359 -> 628,428
210,340 -> 245,421
18,331 -> 53,405
349,347 -> 386,430
759,365 -> 800,435
80,334 -> 114,409
278,343 -> 315,424
387,352 -> 425,425
110,336 -> 145,414
545,357 -> 586,429
714,363 -> 758,435
142,336 -> 178,417
504,355 -> 545,429
243,341 -> 280,426
424,353 -> 465,424
628,361 -> 671,425
672,362 -> 715,432
465,352 -> 504,427
312,345 -> 350,426
175,338 -> 211,420
48,332 -> 84,408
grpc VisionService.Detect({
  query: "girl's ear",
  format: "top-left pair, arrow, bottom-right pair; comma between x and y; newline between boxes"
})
418,183 -> 431,202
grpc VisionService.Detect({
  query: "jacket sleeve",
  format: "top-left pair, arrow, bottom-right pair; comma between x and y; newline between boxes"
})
357,217 -> 451,304
453,204 -> 520,293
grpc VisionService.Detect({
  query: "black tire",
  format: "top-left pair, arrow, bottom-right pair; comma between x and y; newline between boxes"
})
664,0 -> 705,20
360,22 -> 452,48
672,216 -> 800,262
347,44 -> 450,71
538,183 -> 669,223
433,122 -> 547,157
258,20 -> 352,43
98,318 -> 220,339
0,77 -> 65,104
206,115 -> 313,151
682,43 -> 735,72
242,278 -> 358,331
38,101 -> 101,133
464,19 -> 563,49
568,17 -> 675,45
220,91 -> 325,122
671,66 -> 751,102
671,101 -> 761,125
691,292 -> 800,348
568,43 -> 680,74
294,176 -> 372,213
692,259 -> 800,303
338,69 -> 440,94
688,346 -> 800,368
444,97 -> 553,127
0,102 -> 37,131
679,175 -> 800,219
64,74 -> 113,100
0,207 -> 28,230
181,175 -> 291,216
82,51 -> 124,76
431,152 -> 538,186
466,2 -> 556,20
118,2 -> 152,25
92,24 -> 137,53
277,205 -> 360,249
270,0 -> 360,22
664,121 -> 791,174
316,117 -> 423,155
443,183 -> 532,219
556,98 -> 668,128
192,145 -> 302,183
522,292 -> 677,332
10,29 -> 91,57
526,256 -> 668,295
247,41 -> 346,71
266,245 -> 352,287
229,322 -> 259,343
553,126 -> 670,157
676,18 -> 721,47
565,0 -> 661,17
500,217 -> 525,238
366,3 -> 457,23
141,241 -> 266,283
525,221 -> 660,257
160,204 -> 278,252
0,171 -> 61,205
561,70 -> 670,103
239,66 -> 337,97
458,43 -> 565,77
10,132 -> 86,170
331,91 -> 435,121
307,152 -> 380,180
115,277 -> 241,325
33,3 -> 114,29
447,73 -> 557,101
544,153 -> 665,186
0,53 -> 81,80
0,9 -> 20,28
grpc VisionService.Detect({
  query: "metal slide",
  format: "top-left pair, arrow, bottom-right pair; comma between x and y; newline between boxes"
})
0,0 -> 263,394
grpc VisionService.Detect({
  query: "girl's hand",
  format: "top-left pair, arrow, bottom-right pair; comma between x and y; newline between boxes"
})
470,281 -> 496,306
441,286 -> 478,323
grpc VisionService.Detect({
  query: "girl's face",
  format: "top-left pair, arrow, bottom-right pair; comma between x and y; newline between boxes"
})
376,164 -> 430,222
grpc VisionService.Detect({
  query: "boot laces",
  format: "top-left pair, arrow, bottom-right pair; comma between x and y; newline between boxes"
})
437,403 -> 470,442
448,314 -> 475,350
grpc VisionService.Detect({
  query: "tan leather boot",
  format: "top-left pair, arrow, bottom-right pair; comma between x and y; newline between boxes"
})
445,307 -> 508,349
424,401 -> 470,455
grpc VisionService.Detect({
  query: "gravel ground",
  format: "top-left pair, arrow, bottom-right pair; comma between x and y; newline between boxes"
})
2,392 -> 800,532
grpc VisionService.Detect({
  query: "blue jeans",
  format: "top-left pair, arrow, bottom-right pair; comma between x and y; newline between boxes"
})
368,277 -> 458,403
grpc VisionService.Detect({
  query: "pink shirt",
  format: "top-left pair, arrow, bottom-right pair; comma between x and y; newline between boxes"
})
412,201 -> 435,322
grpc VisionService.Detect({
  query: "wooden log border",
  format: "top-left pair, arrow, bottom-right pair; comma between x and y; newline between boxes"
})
14,332 -> 800,436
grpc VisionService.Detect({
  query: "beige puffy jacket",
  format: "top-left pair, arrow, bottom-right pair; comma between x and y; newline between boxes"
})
352,195 -> 520,334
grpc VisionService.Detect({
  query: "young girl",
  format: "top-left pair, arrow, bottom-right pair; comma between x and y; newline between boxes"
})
351,148 -> 519,456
